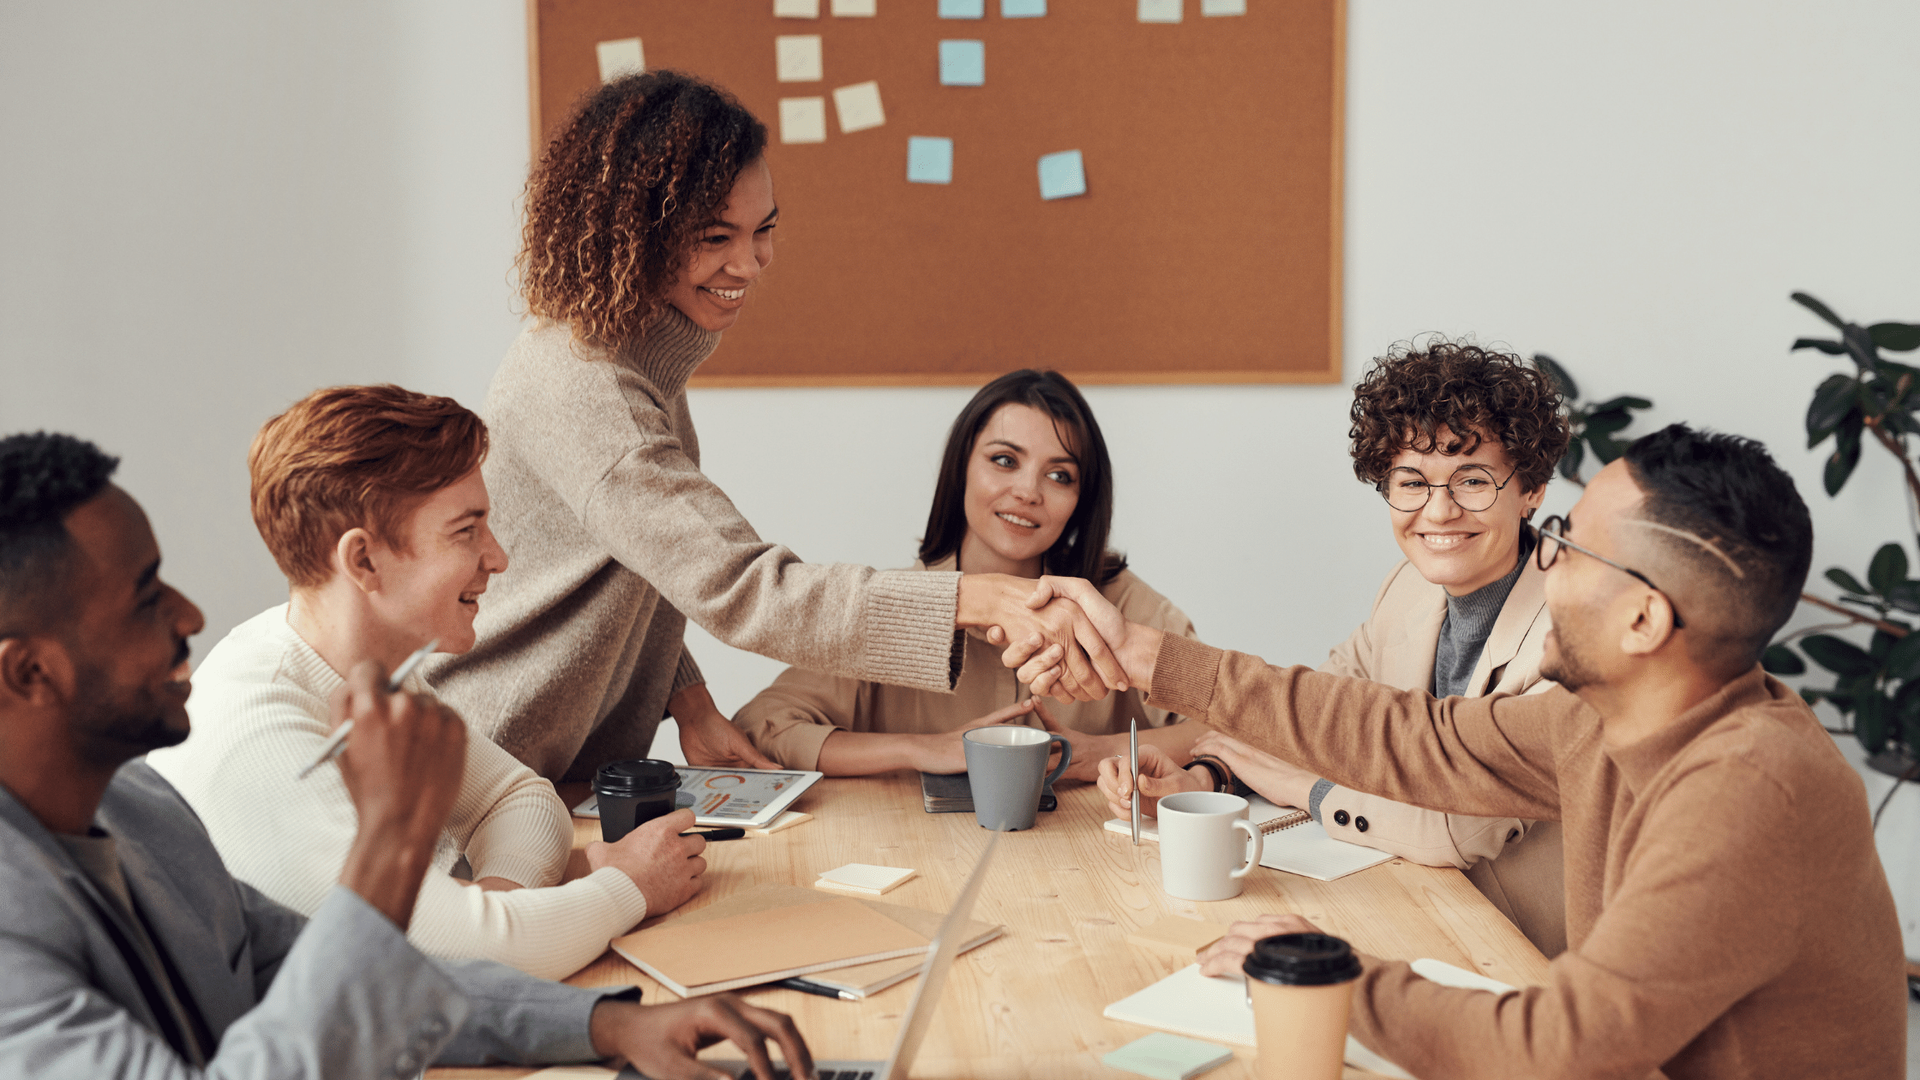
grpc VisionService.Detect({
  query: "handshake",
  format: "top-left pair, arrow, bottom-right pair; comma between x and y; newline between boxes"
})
961,574 -> 1165,703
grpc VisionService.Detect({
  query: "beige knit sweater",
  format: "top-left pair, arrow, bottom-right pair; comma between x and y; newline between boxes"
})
1148,635 -> 1905,1080
426,310 -> 964,781
148,606 -> 649,980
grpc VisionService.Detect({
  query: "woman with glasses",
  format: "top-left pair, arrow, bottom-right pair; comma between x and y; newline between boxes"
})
1101,339 -> 1574,956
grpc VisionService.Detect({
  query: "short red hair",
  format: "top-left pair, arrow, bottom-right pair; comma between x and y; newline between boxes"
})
249,385 -> 489,587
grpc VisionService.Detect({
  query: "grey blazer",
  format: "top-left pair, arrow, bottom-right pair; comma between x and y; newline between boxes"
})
0,761 -> 629,1079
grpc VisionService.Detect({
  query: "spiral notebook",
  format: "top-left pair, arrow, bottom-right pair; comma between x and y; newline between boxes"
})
1104,795 -> 1393,882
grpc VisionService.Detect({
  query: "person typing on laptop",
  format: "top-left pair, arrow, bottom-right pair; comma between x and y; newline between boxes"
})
0,431 -> 813,1079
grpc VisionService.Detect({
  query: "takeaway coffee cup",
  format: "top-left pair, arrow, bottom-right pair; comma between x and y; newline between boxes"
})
962,726 -> 1072,831
1156,791 -> 1262,901
593,758 -> 681,843
1243,932 -> 1364,1080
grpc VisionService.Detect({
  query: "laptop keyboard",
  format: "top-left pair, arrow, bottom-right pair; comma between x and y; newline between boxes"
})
769,1071 -> 874,1080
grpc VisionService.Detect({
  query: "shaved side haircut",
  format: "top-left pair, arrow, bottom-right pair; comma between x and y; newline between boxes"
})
1622,424 -> 1813,670
0,433 -> 120,637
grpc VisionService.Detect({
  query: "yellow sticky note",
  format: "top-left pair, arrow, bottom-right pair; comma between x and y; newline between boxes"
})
779,97 -> 828,144
832,81 -> 885,133
775,35 -> 823,82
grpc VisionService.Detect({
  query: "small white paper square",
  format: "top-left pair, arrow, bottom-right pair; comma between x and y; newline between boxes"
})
1200,0 -> 1244,14
778,97 -> 828,144
1137,0 -> 1182,22
775,35 -> 823,82
832,80 -> 886,133
774,0 -> 821,18
832,0 -> 878,15
817,863 -> 916,893
595,38 -> 644,83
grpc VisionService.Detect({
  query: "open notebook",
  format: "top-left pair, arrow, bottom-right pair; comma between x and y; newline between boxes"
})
1105,795 -> 1393,881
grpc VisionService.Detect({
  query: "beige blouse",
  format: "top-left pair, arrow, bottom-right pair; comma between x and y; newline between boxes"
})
735,555 -> 1198,769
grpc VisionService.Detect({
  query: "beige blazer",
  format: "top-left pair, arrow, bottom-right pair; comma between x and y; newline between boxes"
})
1317,556 -> 1567,956
735,556 -> 1197,769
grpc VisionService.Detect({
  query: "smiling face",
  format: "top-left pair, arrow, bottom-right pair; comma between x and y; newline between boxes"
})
663,158 -> 778,333
367,468 -> 507,656
956,403 -> 1082,578
1538,459 -> 1646,692
60,487 -> 206,758
1387,426 -> 1545,596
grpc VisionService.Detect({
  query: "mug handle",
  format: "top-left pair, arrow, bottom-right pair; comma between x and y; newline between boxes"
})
1229,818 -> 1263,879
1042,732 -> 1074,792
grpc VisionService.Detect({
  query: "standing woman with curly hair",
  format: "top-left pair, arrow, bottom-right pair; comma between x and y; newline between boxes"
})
425,71 -> 1124,784
1100,339 -> 1575,957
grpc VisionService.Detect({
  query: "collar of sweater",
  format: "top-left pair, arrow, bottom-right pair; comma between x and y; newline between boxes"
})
612,306 -> 723,401
1604,664 -> 1774,792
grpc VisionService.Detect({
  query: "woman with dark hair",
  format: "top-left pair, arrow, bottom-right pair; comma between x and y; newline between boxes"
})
734,370 -> 1198,777
425,71 -> 1124,785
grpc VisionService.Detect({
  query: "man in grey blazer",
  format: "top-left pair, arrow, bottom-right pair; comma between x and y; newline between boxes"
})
0,432 -> 813,1080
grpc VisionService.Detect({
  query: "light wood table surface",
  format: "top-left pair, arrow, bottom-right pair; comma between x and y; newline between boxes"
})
432,774 -> 1548,1080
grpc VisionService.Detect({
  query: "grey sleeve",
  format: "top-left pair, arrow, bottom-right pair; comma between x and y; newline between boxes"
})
432,961 -> 639,1066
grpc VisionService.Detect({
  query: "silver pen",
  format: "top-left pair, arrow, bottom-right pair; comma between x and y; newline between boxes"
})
1129,717 -> 1141,845
296,638 -> 439,779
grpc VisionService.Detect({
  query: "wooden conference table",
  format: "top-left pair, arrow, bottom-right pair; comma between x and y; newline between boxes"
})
431,774 -> 1550,1080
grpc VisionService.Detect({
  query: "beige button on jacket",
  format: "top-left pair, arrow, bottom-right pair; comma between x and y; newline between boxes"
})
1316,556 -> 1567,956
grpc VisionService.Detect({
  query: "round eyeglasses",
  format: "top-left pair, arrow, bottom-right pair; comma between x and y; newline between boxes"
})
1376,464 -> 1518,513
1534,515 -> 1686,629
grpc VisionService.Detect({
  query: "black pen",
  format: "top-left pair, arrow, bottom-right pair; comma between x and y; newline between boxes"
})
680,827 -> 747,841
775,977 -> 855,1001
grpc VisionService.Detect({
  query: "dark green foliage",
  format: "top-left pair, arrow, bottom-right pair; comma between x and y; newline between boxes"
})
1532,353 -> 1654,484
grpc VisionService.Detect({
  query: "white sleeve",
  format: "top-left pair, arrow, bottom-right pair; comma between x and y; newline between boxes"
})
440,735 -> 572,889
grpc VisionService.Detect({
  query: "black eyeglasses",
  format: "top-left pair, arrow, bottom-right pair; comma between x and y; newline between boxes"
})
1534,515 -> 1685,629
1376,464 -> 1518,513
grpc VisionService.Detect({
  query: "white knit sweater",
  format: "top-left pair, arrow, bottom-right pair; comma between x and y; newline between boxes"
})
148,606 -> 647,979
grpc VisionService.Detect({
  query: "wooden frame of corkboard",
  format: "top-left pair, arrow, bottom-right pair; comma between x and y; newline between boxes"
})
527,0 -> 1343,386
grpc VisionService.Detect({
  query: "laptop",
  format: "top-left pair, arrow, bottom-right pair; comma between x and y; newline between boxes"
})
622,833 -> 1001,1080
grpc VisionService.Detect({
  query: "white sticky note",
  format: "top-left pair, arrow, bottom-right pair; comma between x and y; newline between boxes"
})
832,81 -> 886,133
832,0 -> 878,15
817,863 -> 917,894
778,97 -> 828,144
594,38 -> 644,83
775,35 -> 823,82
1200,0 -> 1244,14
774,0 -> 821,18
1137,0 -> 1182,21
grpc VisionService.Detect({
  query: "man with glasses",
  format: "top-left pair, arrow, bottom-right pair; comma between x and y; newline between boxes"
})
1037,424 -> 1903,1078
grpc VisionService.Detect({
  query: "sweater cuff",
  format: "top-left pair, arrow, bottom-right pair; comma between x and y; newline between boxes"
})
670,648 -> 706,700
1144,634 -> 1222,719
581,865 -> 652,933
777,720 -> 839,772
861,570 -> 966,693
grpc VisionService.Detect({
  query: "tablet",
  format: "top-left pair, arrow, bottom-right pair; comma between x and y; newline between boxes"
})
572,766 -> 824,828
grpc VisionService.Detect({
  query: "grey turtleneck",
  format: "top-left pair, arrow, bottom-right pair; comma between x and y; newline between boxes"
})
1431,538 -> 1531,699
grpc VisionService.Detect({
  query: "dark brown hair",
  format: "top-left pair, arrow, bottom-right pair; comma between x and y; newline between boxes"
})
920,370 -> 1126,585
1349,339 -> 1570,491
250,385 -> 489,588
519,70 -> 768,349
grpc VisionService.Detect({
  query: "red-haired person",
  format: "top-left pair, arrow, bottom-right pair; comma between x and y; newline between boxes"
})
149,386 -> 706,979
424,70 -> 1125,785
1100,341 -> 1574,956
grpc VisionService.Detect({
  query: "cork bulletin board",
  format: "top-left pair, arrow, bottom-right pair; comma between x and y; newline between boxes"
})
527,0 -> 1344,385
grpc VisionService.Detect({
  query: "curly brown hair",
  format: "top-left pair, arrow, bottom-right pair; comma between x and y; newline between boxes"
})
1348,339 -> 1571,492
519,70 -> 767,349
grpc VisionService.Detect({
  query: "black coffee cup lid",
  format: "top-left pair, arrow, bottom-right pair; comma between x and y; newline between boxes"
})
593,758 -> 681,797
1242,932 -> 1363,987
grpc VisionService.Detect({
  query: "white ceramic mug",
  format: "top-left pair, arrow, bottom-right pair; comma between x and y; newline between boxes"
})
1157,791 -> 1263,901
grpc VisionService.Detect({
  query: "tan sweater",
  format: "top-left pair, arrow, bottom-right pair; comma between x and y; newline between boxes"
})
735,555 -> 1197,768
426,310 -> 963,781
1148,635 -> 1905,1080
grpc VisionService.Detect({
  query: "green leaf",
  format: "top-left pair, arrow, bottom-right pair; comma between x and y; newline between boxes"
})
1761,643 -> 1806,676
1825,427 -> 1862,496
1886,581 -> 1920,614
1827,567 -> 1871,594
1584,411 -> 1636,436
1587,395 -> 1653,413
1889,632 -> 1920,682
1532,353 -> 1578,399
1799,633 -> 1877,677
1871,323 -> 1920,353
1805,374 -> 1859,447
1870,543 -> 1910,594
1589,432 -> 1627,465
1792,291 -> 1848,330
1856,690 -> 1889,754
1557,436 -> 1585,482
1793,337 -> 1848,356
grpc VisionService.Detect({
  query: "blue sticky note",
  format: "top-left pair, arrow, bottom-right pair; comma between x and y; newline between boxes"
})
907,136 -> 953,183
938,0 -> 984,17
1001,0 -> 1046,15
1037,150 -> 1086,200
938,40 -> 985,86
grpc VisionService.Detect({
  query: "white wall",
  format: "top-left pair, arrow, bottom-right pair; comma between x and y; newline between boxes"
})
5,2 -> 1920,945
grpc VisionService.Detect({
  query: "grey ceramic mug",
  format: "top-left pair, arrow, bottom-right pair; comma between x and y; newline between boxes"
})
962,726 -> 1073,831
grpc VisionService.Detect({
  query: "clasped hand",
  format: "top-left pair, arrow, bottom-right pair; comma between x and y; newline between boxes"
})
980,575 -> 1159,701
